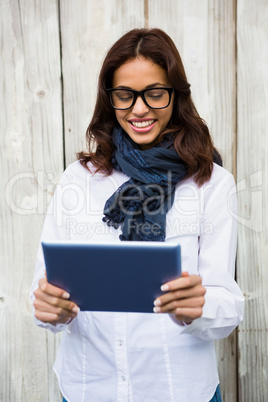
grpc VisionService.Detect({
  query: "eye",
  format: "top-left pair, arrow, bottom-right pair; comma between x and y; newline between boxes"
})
113,90 -> 133,102
146,89 -> 166,99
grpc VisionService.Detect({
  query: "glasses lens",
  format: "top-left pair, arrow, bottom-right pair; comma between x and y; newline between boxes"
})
144,88 -> 170,108
111,90 -> 134,109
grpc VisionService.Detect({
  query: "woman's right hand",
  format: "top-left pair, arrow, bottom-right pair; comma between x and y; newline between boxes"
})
33,274 -> 80,325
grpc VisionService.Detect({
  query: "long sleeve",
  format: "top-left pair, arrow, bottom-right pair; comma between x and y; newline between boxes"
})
30,166 -> 74,333
178,166 -> 244,340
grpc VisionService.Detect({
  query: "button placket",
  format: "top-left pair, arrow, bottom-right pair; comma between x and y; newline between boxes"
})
114,313 -> 129,402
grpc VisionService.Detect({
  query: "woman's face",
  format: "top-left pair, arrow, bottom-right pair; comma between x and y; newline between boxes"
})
112,57 -> 174,150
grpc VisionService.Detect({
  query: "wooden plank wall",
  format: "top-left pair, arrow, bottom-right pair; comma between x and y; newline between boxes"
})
236,1 -> 268,401
0,1 -> 267,401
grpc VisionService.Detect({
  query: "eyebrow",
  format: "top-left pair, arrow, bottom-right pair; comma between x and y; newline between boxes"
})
114,83 -> 169,90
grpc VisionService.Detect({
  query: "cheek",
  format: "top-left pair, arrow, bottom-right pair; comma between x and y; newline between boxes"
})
158,108 -> 173,126
164,99 -> 175,122
115,110 -> 127,123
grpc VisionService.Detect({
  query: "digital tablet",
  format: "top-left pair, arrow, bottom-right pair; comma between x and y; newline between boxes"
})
42,241 -> 181,313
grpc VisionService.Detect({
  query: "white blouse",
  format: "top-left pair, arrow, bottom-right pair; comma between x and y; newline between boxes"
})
31,160 -> 244,402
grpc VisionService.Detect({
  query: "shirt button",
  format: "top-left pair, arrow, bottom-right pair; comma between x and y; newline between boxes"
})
121,375 -> 126,381
118,340 -> 124,346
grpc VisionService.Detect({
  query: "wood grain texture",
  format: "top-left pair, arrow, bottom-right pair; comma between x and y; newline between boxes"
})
0,1 -> 64,401
59,0 -> 145,166
236,1 -> 268,401
148,0 -> 237,171
148,2 -> 237,400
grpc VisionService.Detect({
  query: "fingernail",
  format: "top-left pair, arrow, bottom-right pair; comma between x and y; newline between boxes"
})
72,306 -> 80,314
153,306 -> 161,313
154,299 -> 161,306
62,292 -> 70,299
161,284 -> 169,291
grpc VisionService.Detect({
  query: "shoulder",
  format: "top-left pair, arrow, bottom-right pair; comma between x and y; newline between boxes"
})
173,164 -> 236,211
63,160 -> 93,178
61,160 -> 101,183
61,160 -> 129,186
54,161 -> 86,188
203,163 -> 236,199
209,163 -> 235,185
176,163 -> 235,192
200,164 -> 237,212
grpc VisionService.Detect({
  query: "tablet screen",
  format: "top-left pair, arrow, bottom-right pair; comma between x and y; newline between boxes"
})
42,241 -> 181,313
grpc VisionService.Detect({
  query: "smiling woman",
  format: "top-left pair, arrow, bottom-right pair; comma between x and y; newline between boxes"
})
79,28 -> 222,185
31,28 -> 244,402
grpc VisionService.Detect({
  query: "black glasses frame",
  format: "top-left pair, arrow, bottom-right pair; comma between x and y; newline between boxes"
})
105,87 -> 174,110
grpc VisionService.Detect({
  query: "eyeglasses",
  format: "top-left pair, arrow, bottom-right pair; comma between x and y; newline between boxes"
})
106,87 -> 174,110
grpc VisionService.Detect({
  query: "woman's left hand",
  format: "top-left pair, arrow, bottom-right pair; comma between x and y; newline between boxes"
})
153,272 -> 206,324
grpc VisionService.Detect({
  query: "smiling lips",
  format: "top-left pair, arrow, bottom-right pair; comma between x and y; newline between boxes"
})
129,119 -> 156,132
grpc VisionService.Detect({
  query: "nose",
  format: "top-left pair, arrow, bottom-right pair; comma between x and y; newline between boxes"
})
131,95 -> 150,115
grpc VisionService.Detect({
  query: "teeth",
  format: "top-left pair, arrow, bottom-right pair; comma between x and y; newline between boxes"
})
131,120 -> 154,128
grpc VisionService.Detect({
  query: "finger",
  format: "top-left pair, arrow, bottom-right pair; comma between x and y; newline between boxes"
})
34,287 -> 79,314
172,307 -> 203,321
34,310 -> 59,323
34,309 -> 74,325
153,296 -> 205,313
33,297 -> 79,316
161,275 -> 202,292
34,299 -> 79,326
38,277 -> 70,300
154,284 -> 206,307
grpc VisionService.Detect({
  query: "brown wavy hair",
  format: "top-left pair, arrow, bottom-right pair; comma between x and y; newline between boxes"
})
78,28 -> 218,186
